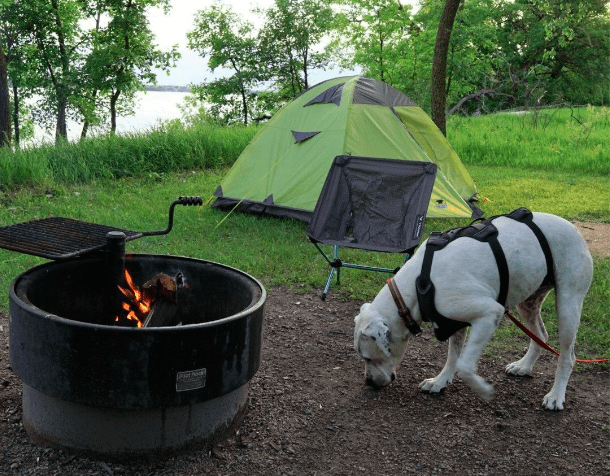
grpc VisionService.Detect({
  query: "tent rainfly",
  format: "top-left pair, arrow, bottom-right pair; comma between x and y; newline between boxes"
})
213,75 -> 482,221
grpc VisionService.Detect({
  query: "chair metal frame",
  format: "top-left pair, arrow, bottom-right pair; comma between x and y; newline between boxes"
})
311,241 -> 412,300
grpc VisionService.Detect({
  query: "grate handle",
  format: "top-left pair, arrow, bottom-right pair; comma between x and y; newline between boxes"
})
140,196 -> 203,237
176,196 -> 204,207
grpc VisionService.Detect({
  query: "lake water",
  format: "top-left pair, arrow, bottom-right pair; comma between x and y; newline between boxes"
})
33,90 -> 189,144
114,91 -> 189,132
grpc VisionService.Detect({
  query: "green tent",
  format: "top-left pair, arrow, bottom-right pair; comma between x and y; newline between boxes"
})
213,75 -> 481,220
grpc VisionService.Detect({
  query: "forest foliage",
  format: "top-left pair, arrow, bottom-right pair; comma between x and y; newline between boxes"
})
0,0 -> 609,140
0,0 -> 179,146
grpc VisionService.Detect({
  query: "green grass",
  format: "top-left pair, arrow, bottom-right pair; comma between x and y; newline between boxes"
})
466,165 -> 610,221
0,121 -> 259,188
1,106 -> 607,190
449,106 -> 610,175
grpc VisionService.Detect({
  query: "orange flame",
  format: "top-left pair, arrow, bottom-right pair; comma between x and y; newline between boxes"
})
115,270 -> 151,327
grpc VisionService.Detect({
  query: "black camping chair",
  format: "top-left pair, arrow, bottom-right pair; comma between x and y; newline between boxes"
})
306,155 -> 437,300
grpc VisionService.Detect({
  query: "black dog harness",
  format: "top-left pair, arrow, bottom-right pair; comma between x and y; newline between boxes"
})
415,207 -> 555,341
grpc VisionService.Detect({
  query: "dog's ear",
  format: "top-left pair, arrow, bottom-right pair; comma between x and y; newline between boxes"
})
363,321 -> 393,357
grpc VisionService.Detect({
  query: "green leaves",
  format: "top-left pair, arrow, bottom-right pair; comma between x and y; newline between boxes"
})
186,2 -> 261,125
330,0 -> 610,113
331,0 -> 414,85
186,0 -> 335,125
1,0 -> 180,141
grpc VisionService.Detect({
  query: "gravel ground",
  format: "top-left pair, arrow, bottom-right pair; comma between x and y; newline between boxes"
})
1,221 -> 609,475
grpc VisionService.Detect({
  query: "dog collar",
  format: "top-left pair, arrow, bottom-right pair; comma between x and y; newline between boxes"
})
386,278 -> 422,336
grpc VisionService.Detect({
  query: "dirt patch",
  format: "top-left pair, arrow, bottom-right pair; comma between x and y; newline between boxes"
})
573,221 -> 610,258
1,283 -> 609,475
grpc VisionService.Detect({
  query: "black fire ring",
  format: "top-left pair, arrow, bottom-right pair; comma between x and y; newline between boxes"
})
9,254 -> 265,459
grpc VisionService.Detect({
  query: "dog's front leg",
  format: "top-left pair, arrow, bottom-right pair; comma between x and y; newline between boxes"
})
420,327 -> 467,393
457,306 -> 505,401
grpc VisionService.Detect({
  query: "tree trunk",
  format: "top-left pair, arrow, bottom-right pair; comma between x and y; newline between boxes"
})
52,0 -> 70,142
302,51 -> 309,90
240,87 -> 249,126
55,98 -> 68,142
110,90 -> 120,133
12,83 -> 20,147
0,44 -> 12,148
430,0 -> 461,137
81,90 -> 98,140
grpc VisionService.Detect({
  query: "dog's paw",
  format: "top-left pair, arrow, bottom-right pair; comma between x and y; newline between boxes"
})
460,372 -> 494,401
542,392 -> 565,411
419,377 -> 450,393
475,381 -> 494,401
505,360 -> 534,376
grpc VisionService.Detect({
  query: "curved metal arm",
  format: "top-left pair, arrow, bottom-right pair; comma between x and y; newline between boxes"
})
140,196 -> 203,237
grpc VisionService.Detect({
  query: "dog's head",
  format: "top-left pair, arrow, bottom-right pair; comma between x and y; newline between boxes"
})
354,302 -> 410,389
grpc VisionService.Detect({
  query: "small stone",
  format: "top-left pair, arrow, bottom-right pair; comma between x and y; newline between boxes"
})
211,446 -> 225,459
268,440 -> 282,452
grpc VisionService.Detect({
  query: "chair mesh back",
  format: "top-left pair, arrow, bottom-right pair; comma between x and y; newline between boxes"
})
306,156 -> 437,253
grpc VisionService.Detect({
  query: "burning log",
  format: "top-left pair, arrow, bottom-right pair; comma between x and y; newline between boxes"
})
141,273 -> 183,327
142,298 -> 180,327
116,270 -> 186,328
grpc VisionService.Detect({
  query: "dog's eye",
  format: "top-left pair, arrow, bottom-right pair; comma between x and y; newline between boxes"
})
363,357 -> 372,363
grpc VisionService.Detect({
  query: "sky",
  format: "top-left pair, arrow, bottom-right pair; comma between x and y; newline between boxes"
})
148,1 -> 277,86
148,0 -> 419,87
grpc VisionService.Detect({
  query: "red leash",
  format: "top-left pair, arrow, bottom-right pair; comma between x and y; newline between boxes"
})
505,310 -> 610,364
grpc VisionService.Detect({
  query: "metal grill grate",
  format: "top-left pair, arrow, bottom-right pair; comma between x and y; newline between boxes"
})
0,217 -> 142,260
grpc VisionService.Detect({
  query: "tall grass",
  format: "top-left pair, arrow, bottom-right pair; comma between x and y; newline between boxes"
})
0,144 -> 52,188
449,106 -> 610,175
0,121 -> 260,188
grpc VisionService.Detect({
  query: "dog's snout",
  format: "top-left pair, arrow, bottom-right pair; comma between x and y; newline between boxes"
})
365,373 -> 394,389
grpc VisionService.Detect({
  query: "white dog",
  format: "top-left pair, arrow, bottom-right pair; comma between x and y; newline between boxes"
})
354,212 -> 593,410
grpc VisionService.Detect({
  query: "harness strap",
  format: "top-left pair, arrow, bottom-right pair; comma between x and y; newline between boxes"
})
505,208 -> 554,286
408,208 -> 556,342
416,232 -> 444,296
416,232 -> 472,341
487,234 -> 509,307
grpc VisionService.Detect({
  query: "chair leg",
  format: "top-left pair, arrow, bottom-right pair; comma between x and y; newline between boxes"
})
321,246 -> 343,300
333,245 -> 341,285
321,266 -> 336,301
314,243 -> 407,300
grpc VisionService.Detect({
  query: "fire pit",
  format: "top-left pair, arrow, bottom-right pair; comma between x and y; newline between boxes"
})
3,198 -> 266,459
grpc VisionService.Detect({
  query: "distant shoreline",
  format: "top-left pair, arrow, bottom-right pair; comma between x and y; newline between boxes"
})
145,85 -> 190,93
